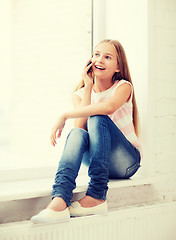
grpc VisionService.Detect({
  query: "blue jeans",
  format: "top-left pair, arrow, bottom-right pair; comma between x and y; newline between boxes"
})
52,115 -> 141,206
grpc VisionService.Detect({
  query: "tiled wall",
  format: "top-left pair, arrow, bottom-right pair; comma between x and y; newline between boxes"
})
148,0 -> 176,200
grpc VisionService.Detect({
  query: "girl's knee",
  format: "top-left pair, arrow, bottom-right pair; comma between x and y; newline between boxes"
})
69,127 -> 87,136
88,115 -> 109,126
88,115 -> 110,132
68,128 -> 89,142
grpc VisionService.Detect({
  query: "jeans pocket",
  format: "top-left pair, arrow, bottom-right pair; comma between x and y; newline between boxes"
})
125,161 -> 140,179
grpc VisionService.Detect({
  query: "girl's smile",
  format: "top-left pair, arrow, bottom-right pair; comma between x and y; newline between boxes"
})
94,65 -> 105,70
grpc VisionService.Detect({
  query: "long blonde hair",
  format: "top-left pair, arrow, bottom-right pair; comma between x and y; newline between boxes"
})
74,39 -> 140,136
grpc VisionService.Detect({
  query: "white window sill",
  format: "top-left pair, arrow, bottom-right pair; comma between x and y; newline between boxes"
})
0,171 -> 153,203
0,168 -> 156,224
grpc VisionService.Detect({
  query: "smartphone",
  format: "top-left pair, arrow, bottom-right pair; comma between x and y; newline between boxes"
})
87,61 -> 92,74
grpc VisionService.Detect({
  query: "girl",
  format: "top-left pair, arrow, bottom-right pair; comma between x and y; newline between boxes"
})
31,39 -> 142,223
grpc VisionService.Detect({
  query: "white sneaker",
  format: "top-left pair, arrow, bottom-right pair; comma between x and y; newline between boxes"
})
69,201 -> 108,217
31,208 -> 70,223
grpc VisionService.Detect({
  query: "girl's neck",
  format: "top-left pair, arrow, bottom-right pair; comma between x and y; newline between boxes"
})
93,77 -> 113,93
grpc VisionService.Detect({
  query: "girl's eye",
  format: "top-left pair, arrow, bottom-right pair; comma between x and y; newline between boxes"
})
106,56 -> 111,59
95,53 -> 99,57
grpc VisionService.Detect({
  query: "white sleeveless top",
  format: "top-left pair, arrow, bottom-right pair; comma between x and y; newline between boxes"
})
74,80 -> 142,155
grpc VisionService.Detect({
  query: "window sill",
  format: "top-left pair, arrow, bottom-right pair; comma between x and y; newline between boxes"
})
0,171 -> 153,203
0,168 -> 158,224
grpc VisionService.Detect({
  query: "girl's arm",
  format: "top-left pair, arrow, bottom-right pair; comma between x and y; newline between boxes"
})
66,83 -> 131,119
72,60 -> 94,130
50,83 -> 131,146
72,85 -> 92,130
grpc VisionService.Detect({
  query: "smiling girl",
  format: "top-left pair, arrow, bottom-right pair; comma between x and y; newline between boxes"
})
31,39 -> 142,223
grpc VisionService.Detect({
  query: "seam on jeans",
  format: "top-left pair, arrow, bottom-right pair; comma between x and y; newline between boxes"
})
124,161 -> 140,178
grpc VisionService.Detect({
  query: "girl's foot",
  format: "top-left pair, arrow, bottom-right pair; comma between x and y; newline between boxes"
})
46,197 -> 67,212
78,195 -> 105,208
31,197 -> 70,223
69,196 -> 108,217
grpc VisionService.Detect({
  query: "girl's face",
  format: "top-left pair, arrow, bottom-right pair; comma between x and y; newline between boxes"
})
92,42 -> 120,80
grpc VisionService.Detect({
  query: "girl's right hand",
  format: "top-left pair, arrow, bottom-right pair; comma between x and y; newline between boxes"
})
82,59 -> 94,88
50,115 -> 66,146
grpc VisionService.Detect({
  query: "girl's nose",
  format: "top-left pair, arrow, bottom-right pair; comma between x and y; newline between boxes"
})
97,55 -> 103,63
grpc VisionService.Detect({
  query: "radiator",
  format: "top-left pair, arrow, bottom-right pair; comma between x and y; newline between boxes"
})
0,202 -> 176,240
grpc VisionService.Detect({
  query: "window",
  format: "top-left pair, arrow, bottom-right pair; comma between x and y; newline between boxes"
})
1,0 -> 149,181
0,1 -> 92,176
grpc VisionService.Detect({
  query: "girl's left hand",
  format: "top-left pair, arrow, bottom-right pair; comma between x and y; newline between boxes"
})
50,115 -> 66,146
82,59 -> 94,88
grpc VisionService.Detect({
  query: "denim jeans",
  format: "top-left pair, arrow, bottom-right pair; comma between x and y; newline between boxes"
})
52,115 -> 141,206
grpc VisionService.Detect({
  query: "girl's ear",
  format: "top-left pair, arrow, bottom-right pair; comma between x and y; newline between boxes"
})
115,68 -> 120,73
115,64 -> 120,73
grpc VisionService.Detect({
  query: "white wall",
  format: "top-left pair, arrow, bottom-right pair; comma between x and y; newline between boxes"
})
148,0 -> 176,200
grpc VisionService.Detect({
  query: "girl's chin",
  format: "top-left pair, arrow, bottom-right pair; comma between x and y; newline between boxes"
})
93,69 -> 105,74
93,72 -> 106,77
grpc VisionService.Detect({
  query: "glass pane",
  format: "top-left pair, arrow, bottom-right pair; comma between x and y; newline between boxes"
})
0,0 -> 92,170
